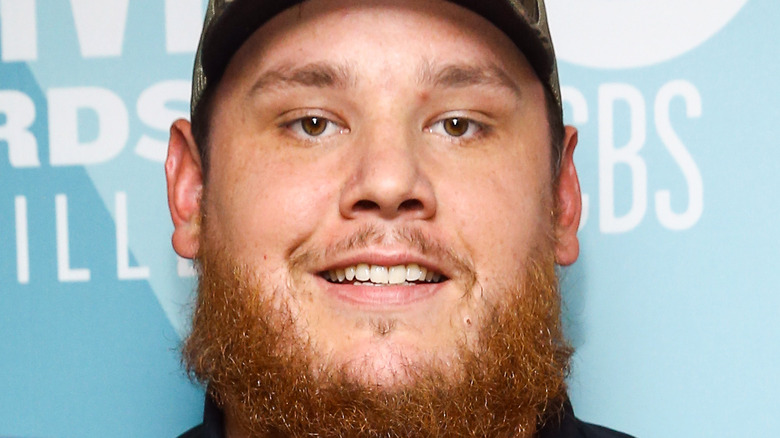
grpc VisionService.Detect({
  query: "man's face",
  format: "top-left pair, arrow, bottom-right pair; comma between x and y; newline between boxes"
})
167,0 -> 581,434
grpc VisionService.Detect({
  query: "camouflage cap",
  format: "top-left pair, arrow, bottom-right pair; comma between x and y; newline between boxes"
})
190,0 -> 560,119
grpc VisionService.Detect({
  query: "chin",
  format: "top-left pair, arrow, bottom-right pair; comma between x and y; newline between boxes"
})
329,337 -> 459,388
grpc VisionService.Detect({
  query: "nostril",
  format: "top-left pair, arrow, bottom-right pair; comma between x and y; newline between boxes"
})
353,199 -> 380,211
346,197 -> 430,218
398,199 -> 424,212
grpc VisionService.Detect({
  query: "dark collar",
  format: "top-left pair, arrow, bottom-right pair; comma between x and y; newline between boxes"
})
180,394 -> 632,438
201,395 -> 225,438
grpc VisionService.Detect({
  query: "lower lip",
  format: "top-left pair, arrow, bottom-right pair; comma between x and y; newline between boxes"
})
320,278 -> 442,307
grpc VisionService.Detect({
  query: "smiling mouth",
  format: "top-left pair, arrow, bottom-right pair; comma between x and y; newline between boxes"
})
320,263 -> 446,286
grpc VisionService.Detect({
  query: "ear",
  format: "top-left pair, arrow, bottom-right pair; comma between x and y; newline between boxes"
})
165,119 -> 203,259
553,125 -> 581,266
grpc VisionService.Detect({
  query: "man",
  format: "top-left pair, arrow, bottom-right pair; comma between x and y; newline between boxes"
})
166,0 -> 632,436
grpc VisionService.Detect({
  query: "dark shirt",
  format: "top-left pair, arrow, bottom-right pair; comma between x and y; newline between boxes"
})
178,396 -> 634,438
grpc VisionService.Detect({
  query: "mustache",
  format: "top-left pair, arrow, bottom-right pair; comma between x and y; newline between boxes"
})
288,224 -> 477,289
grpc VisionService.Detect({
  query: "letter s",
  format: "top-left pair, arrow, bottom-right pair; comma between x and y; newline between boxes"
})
654,80 -> 704,231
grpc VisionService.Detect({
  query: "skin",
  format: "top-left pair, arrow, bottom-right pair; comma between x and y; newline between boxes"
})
166,0 -> 581,434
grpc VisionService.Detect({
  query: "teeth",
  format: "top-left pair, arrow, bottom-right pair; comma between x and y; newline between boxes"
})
323,263 -> 444,285
370,265 -> 388,284
355,263 -> 370,281
388,265 -> 406,284
406,263 -> 421,281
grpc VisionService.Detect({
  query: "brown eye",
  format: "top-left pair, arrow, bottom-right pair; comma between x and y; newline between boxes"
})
301,117 -> 327,136
443,118 -> 469,137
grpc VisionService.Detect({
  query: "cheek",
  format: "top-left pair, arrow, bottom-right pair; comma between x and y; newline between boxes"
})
203,144 -> 338,262
440,157 -> 551,285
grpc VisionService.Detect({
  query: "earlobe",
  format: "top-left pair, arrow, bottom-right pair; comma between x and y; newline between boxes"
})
166,119 -> 203,259
554,126 -> 582,266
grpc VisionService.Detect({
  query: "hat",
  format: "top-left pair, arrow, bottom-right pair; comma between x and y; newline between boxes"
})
190,0 -> 560,119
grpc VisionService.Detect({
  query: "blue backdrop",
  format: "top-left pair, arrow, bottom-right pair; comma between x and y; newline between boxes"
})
1,1 -> 778,436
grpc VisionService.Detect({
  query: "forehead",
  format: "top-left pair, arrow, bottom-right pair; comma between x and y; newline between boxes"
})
219,0 -> 539,94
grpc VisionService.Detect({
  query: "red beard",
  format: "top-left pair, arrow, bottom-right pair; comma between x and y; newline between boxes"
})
183,227 -> 572,437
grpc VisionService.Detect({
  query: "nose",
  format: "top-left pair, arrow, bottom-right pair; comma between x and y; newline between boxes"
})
339,126 -> 436,221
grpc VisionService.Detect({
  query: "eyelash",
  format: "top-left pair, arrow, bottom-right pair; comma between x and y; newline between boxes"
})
285,116 -> 348,140
281,114 -> 489,143
426,117 -> 487,142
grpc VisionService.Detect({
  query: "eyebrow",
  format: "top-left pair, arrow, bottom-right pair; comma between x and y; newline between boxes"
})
250,62 -> 354,93
418,61 -> 523,99
248,60 -> 522,99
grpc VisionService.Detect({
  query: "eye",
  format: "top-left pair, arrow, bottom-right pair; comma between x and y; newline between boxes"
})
287,116 -> 345,139
427,117 -> 482,139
